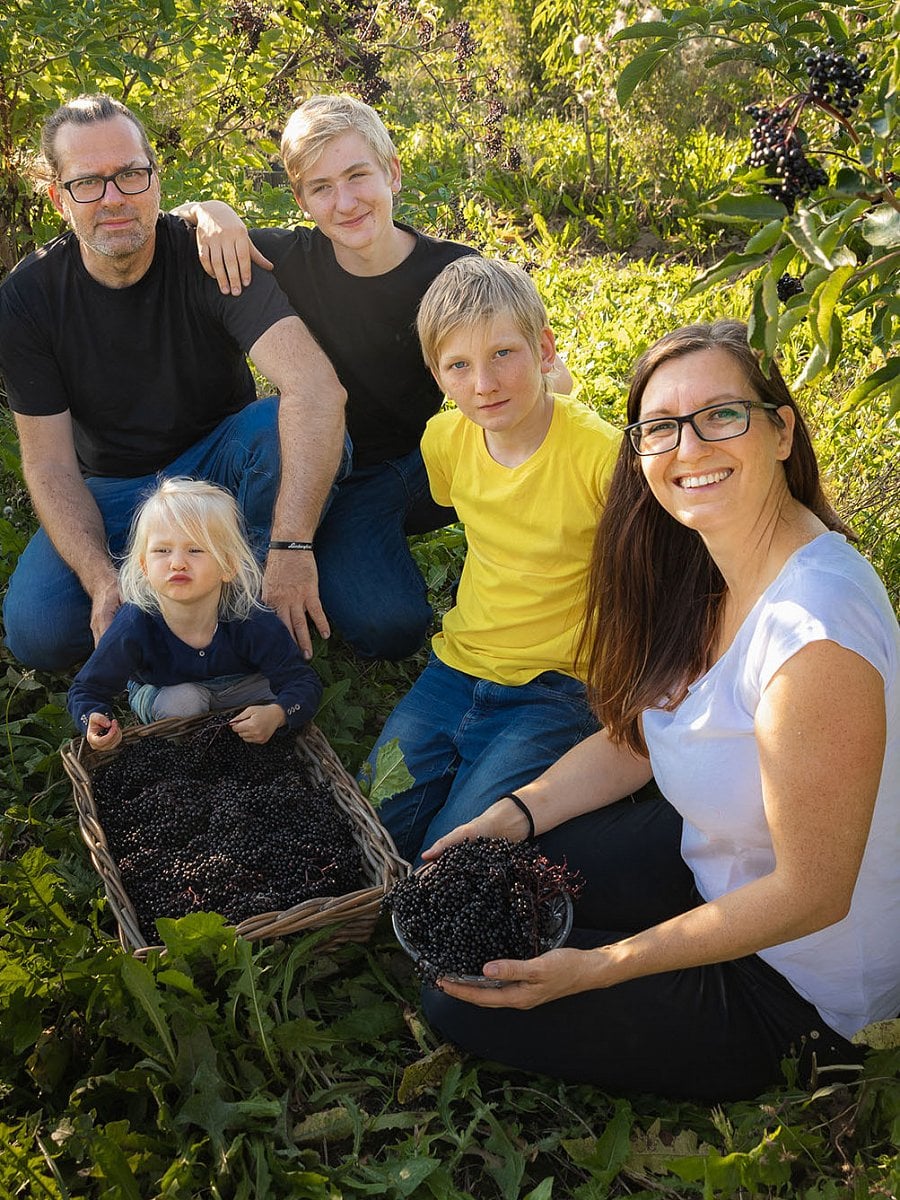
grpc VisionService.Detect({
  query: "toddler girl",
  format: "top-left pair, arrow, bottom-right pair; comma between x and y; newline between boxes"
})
68,477 -> 322,750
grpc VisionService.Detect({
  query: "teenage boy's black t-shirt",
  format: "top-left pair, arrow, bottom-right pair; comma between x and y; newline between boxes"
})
251,222 -> 476,468
0,214 -> 295,477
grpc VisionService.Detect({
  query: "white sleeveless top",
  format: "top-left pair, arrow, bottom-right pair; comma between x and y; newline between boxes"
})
643,533 -> 899,1038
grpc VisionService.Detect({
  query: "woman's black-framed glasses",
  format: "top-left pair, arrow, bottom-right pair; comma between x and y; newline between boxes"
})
60,165 -> 155,204
625,400 -> 782,456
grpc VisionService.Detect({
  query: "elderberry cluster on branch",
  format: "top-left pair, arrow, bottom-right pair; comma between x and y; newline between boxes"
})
805,46 -> 870,117
745,106 -> 828,211
386,837 -> 579,987
92,720 -> 363,940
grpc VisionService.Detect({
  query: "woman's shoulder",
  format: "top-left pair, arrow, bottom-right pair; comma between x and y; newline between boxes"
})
753,533 -> 898,683
776,534 -> 894,616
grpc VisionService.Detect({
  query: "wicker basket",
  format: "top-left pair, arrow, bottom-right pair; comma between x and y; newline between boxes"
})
60,714 -> 408,956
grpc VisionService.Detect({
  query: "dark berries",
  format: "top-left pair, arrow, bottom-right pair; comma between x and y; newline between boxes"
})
776,273 -> 804,302
746,106 -> 828,211
804,47 -> 870,118
386,837 -> 579,988
92,720 -> 363,941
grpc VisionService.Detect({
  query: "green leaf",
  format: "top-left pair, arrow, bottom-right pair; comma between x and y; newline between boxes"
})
862,204 -> 900,248
563,1099 -> 633,1186
610,21 -> 673,41
786,211 -> 837,269
843,358 -> 900,415
88,1130 -> 142,1200
700,192 -> 788,223
174,1061 -> 283,1158
119,955 -> 176,1066
686,252 -> 768,295
769,243 -> 797,278
745,218 -> 784,254
793,340 -> 827,388
616,45 -> 673,107
364,738 -> 414,807
397,1044 -> 460,1103
820,9 -> 848,43
808,265 -> 854,360
748,272 -> 779,363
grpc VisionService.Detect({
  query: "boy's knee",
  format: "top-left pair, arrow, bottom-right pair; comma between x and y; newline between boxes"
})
152,683 -> 211,720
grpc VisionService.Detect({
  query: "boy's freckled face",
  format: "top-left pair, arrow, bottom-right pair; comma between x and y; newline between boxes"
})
433,317 -> 555,437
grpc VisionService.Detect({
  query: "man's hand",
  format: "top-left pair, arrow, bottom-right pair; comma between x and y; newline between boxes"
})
86,712 -> 122,752
174,200 -> 273,295
89,574 -> 122,646
263,551 -> 330,660
229,704 -> 286,744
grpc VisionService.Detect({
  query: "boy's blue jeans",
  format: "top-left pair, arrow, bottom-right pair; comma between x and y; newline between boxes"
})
314,446 -> 455,661
370,654 -> 599,864
4,399 -> 283,672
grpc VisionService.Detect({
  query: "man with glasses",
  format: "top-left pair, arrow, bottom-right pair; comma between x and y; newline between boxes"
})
0,94 -> 346,672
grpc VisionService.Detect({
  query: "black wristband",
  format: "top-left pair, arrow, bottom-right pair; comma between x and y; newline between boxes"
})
268,540 -> 314,551
499,792 -> 535,840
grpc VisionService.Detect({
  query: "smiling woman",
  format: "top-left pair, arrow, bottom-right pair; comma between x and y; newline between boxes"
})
418,319 -> 899,1103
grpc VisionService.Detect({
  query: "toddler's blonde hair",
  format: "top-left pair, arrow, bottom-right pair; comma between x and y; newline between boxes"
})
119,477 -> 263,620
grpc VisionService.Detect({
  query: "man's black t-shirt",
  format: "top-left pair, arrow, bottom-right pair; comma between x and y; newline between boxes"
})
251,222 -> 476,468
0,214 -> 296,477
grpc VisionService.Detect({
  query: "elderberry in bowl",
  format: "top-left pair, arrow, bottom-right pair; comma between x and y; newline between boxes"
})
386,837 -> 578,988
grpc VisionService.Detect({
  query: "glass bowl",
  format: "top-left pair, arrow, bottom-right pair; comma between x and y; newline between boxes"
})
392,890 -> 574,988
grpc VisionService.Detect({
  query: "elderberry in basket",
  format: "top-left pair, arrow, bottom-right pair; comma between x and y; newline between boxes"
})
91,718 -> 363,937
385,837 -> 577,988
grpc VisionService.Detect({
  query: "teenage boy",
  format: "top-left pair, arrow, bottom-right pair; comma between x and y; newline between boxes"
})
364,256 -> 620,864
180,94 -> 571,660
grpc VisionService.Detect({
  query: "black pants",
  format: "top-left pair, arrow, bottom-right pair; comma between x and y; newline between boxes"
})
422,791 -> 861,1101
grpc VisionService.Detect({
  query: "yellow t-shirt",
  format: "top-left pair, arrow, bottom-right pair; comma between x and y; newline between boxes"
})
422,393 -> 621,685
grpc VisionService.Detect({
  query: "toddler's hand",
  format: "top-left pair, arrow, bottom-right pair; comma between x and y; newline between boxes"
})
86,712 -> 122,752
229,704 -> 286,744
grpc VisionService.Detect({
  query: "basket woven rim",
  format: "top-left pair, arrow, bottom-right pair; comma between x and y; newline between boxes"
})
61,714 -> 408,956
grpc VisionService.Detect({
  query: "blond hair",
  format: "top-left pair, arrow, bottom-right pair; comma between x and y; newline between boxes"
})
417,257 -> 550,383
119,478 -> 263,620
281,94 -> 397,193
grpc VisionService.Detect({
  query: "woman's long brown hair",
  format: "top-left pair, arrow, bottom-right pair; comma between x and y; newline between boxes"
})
578,320 -> 853,755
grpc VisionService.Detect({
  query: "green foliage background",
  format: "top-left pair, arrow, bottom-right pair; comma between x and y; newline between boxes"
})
0,0 -> 897,1195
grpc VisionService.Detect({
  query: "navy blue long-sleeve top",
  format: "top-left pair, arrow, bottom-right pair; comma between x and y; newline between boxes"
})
67,603 -> 322,732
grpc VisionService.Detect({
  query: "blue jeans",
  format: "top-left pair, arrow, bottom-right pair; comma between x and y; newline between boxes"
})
370,655 -> 599,864
314,447 -> 455,661
4,399 -> 282,672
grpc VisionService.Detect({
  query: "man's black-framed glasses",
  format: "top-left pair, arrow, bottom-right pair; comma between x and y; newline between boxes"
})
625,400 -> 782,456
60,165 -> 155,204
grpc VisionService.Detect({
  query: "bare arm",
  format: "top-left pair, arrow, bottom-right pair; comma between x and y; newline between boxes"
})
441,640 -> 886,1008
172,200 -> 272,295
14,412 -> 121,645
248,315 -> 347,658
